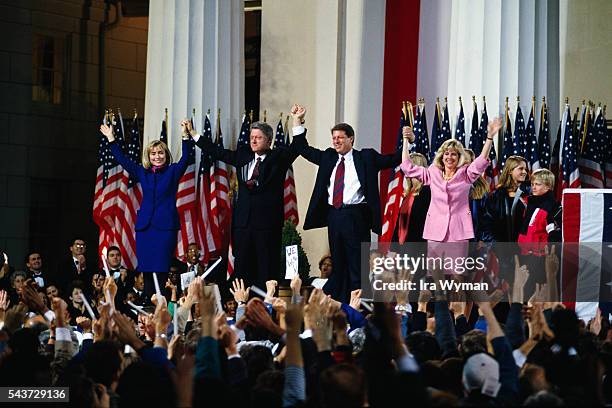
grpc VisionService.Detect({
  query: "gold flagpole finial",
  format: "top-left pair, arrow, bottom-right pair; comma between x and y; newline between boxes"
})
564,96 -> 569,104
483,95 -> 486,102
133,108 -> 137,119
218,108 -> 221,115
192,107 -> 196,116
516,96 -> 520,103
542,96 -> 546,103
263,110 -> 267,122
207,108 -> 211,115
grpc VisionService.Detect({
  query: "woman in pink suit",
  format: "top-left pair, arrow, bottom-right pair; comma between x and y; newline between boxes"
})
400,118 -> 502,246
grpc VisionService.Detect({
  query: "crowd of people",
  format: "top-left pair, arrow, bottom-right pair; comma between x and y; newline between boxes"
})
0,240 -> 611,407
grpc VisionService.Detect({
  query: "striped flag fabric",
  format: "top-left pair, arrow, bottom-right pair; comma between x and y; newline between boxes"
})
274,117 -> 299,224
501,105 -> 513,168
537,101 -> 551,170
558,104 -> 581,199
414,102 -> 430,158
561,189 -> 612,322
429,101 -> 442,161
579,107 -> 604,188
468,99 -> 482,156
195,115 -> 219,262
481,101 -> 499,190
525,104 -> 539,170
176,116 -> 200,262
209,113 -> 231,247
380,109 -> 407,245
454,99 -> 465,145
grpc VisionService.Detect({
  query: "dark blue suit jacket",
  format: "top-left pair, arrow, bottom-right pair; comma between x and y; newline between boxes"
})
109,140 -> 193,231
292,130 -> 401,234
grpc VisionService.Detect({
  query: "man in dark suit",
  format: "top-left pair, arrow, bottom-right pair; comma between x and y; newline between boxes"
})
55,238 -> 95,293
290,105 -> 402,303
190,120 -> 298,289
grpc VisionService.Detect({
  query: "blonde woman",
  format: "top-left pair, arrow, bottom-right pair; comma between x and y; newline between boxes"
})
99,120 -> 194,299
401,118 -> 502,243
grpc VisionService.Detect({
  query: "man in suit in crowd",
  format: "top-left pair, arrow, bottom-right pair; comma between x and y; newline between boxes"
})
290,105 -> 402,303
188,119 -> 299,289
25,252 -> 51,289
55,238 -> 94,293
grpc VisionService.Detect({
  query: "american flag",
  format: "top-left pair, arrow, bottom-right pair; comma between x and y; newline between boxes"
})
469,99 -> 482,156
561,189 -> 612,322
481,101 -> 499,190
380,109 -> 407,245
429,101 -> 442,161
209,113 -> 231,247
513,104 -> 526,158
578,107 -> 603,188
195,115 -> 219,263
441,101 -> 452,142
410,104 -> 420,154
600,108 -> 612,188
454,99 -> 465,145
537,101 -> 551,169
525,104 -> 539,170
160,113 -> 168,144
501,105 -> 513,168
274,117 -> 299,224
176,115 -> 199,262
93,111 -> 139,269
414,103 -> 430,158
559,104 -> 580,197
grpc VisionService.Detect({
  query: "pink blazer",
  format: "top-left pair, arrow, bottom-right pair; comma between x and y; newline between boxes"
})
400,156 -> 489,242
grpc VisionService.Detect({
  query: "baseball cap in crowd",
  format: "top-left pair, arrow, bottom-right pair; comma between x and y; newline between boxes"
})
462,352 -> 501,397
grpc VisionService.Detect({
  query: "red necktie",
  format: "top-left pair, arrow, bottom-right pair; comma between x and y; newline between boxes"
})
332,157 -> 345,208
246,157 -> 261,189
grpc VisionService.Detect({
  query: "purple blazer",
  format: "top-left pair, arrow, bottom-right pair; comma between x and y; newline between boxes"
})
400,156 -> 489,241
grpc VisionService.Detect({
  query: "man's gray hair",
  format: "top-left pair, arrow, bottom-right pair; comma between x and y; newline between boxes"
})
250,121 -> 274,143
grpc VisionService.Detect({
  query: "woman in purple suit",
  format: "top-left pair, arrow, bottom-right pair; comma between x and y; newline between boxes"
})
99,120 -> 194,299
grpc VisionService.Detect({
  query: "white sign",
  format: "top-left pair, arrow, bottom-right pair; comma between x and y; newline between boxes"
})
285,245 -> 299,279
180,271 -> 196,291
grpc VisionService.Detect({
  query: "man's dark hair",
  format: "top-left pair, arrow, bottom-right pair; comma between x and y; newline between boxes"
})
70,237 -> 85,246
107,246 -> 121,255
24,252 -> 41,264
240,345 -> 274,387
331,123 -> 355,138
460,329 -> 487,359
84,341 -> 122,387
405,331 -> 442,364
551,307 -> 580,348
251,121 -> 274,144
117,361 -> 175,407
320,363 -> 366,408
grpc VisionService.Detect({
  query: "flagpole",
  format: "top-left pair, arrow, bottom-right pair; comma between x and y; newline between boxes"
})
436,97 -> 441,128
263,110 -> 267,123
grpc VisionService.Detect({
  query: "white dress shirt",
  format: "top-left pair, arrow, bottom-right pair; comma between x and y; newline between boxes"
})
328,150 -> 365,206
247,153 -> 267,179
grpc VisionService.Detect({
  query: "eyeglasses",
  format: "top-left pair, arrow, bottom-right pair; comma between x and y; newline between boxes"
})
74,243 -> 86,248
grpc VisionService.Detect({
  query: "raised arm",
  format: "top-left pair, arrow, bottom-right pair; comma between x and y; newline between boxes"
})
188,119 -> 239,166
399,126 -> 431,185
290,104 -> 324,165
479,117 -> 502,161
100,123 -> 141,177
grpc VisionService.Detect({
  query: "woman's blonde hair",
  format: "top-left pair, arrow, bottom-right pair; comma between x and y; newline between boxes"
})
142,140 -> 173,169
433,139 -> 468,171
404,152 -> 427,195
497,155 -> 527,191
464,149 -> 489,199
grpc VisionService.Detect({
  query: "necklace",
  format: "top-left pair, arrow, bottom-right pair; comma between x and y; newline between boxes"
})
443,170 -> 455,181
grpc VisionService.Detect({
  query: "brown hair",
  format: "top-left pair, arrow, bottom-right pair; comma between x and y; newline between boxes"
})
497,155 -> 527,191
404,152 -> 427,196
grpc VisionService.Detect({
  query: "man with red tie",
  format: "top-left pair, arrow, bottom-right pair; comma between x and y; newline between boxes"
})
291,105 -> 402,302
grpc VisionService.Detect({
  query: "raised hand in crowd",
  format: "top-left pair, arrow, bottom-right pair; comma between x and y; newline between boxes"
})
245,297 -> 284,339
290,273 -> 302,297
229,278 -> 249,304
76,316 -> 92,334
112,311 -> 146,352
93,303 -> 113,342
264,279 -> 278,303
4,303 -> 28,334
511,255 -> 529,304
103,276 -> 117,308
21,279 -> 51,316
165,278 -> 177,302
99,123 -> 115,142
153,296 -> 171,348
349,289 -> 362,311
198,281 -> 219,339
0,290 -> 9,323
290,104 -> 306,127
51,297 -> 68,328
545,244 -> 559,301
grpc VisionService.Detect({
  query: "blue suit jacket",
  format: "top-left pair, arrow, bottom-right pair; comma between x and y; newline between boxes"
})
109,140 -> 193,231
